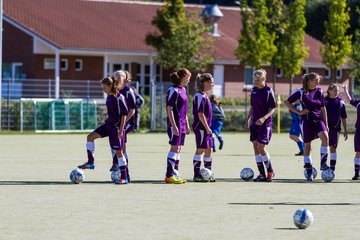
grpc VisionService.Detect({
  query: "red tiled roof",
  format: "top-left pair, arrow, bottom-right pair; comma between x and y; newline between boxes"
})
4,0 -> 323,63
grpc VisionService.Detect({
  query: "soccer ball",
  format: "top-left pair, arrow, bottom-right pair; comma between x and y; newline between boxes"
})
200,168 -> 213,181
321,168 -> 335,182
303,167 -> 318,179
240,167 -> 254,181
70,168 -> 84,184
111,170 -> 121,183
293,208 -> 314,229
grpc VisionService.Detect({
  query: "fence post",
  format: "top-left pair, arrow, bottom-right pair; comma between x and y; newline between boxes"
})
65,100 -> 70,130
20,99 -> 23,132
80,100 -> 84,130
51,101 -> 55,130
48,79 -> 52,98
34,100 -> 37,131
7,77 -> 10,130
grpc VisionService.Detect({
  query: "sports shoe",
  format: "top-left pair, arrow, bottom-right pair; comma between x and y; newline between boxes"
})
295,152 -> 304,156
209,175 -> 216,182
78,162 -> 95,170
109,164 -> 118,172
193,176 -> 208,182
352,173 -> 359,180
115,178 -> 129,184
320,163 -> 330,171
266,171 -> 275,182
213,148 -> 216,152
306,174 -> 314,182
253,175 -> 266,182
219,140 -> 224,150
165,175 -> 185,184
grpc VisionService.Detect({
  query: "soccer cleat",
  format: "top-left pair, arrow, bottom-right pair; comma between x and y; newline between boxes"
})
352,173 -> 359,180
165,175 -> 185,184
219,140 -> 224,150
320,163 -> 330,171
266,171 -> 275,182
115,178 -> 129,184
109,164 -> 118,172
295,152 -> 304,156
193,176 -> 208,182
306,174 -> 314,182
253,175 -> 267,182
209,175 -> 217,182
78,163 -> 95,170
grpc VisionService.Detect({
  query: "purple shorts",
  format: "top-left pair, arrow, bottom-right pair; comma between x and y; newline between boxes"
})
355,129 -> 360,152
301,119 -> 327,143
167,127 -> 186,146
250,123 -> 272,145
328,127 -> 340,148
193,128 -> 212,149
94,124 -> 125,151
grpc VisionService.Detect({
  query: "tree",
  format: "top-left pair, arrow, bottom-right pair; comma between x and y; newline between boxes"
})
235,0 -> 276,69
278,0 -> 308,94
145,0 -> 213,72
321,0 -> 352,83
350,8 -> 360,87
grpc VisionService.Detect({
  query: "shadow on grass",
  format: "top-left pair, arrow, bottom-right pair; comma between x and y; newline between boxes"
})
274,228 -> 301,230
228,202 -> 360,206
0,180 -> 167,185
217,178 -> 358,184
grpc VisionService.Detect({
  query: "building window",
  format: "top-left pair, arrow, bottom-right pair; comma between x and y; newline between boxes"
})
244,67 -> 254,86
302,68 -> 308,75
325,68 -> 331,79
61,59 -> 68,71
276,68 -> 283,77
75,59 -> 83,71
336,69 -> 342,80
44,58 -> 55,70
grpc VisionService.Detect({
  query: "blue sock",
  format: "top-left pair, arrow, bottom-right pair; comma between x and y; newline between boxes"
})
218,135 -> 223,142
212,137 -> 216,151
297,141 -> 304,152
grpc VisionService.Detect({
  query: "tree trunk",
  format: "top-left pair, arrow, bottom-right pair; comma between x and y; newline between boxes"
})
272,65 -> 277,93
289,76 -> 293,96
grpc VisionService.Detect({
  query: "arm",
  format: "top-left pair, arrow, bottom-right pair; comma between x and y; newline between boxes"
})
166,106 -> 179,136
185,116 -> 190,134
284,100 -> 309,115
244,107 -> 252,130
255,108 -> 276,126
198,112 -> 212,135
343,84 -> 352,101
342,118 -> 348,140
118,115 -> 127,138
127,108 -> 136,121
321,107 -> 328,130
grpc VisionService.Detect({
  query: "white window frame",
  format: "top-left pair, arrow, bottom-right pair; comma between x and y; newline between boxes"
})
325,68 -> 331,79
61,59 -> 68,71
336,69 -> 342,80
276,68 -> 283,77
75,59 -> 83,72
44,58 -> 55,70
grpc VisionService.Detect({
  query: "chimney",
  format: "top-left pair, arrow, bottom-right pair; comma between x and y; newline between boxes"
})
200,4 -> 224,37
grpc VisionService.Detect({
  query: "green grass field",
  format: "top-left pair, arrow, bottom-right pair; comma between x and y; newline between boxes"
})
0,133 -> 359,240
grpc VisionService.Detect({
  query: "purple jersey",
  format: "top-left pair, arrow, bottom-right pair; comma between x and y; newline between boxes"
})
119,85 -> 136,126
350,99 -> 360,129
104,94 -> 128,126
287,87 -> 325,121
325,96 -> 347,129
192,92 -> 212,130
250,84 -> 276,125
166,86 -> 188,133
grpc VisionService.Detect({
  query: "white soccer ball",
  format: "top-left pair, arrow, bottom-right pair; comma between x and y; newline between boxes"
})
303,167 -> 318,179
293,208 -> 314,229
111,170 -> 121,183
70,168 -> 84,184
200,168 -> 213,180
240,167 -> 254,181
321,168 -> 335,182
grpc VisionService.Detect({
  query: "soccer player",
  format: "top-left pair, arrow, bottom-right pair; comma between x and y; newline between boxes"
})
325,83 -> 348,172
192,73 -> 216,182
210,94 -> 225,152
343,85 -> 360,180
245,69 -> 276,182
165,68 -> 191,184
284,73 -> 329,182
289,101 -> 305,156
78,76 -> 129,184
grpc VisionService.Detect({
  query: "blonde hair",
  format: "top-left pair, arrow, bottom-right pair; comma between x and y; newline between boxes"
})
125,71 -> 132,83
253,69 -> 267,80
302,72 -> 321,93
327,83 -> 339,96
100,77 -> 119,95
196,73 -> 213,92
113,70 -> 126,80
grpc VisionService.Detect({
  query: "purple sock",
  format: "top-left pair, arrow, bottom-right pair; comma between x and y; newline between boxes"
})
175,160 -> 179,171
193,160 -> 201,177
166,158 -> 175,178
304,163 -> 313,176
330,160 -> 336,171
263,161 -> 273,173
355,164 -> 360,175
256,162 -> 266,176
204,161 -> 212,170
87,150 -> 94,164
120,165 -> 128,180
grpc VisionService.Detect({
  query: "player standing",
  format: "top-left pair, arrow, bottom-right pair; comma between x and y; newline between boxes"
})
289,101 -> 305,156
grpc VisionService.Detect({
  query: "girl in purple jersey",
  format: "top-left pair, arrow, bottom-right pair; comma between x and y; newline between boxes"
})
285,73 -> 329,182
165,68 -> 191,184
325,83 -> 348,172
343,85 -> 360,180
245,69 -> 276,182
77,77 -> 129,184
192,73 -> 216,182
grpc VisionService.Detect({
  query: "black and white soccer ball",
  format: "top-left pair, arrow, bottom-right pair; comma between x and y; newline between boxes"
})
293,208 -> 314,229
303,167 -> 318,179
200,168 -> 213,181
111,170 -> 121,183
70,168 -> 84,184
240,167 -> 254,181
321,168 -> 335,182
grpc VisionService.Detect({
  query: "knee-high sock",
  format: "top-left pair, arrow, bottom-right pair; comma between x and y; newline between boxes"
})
330,153 -> 337,171
304,155 -> 313,176
86,142 -> 95,164
193,154 -> 203,177
320,146 -> 328,166
166,152 -> 176,178
261,153 -> 273,173
118,157 -> 127,180
255,155 -> 265,176
175,153 -> 180,171
212,137 -> 216,151
204,156 -> 212,170
354,158 -> 360,176
297,141 -> 304,152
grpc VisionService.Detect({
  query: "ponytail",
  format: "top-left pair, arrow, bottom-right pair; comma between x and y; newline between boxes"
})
170,68 -> 191,86
101,77 -> 118,95
302,72 -> 320,93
